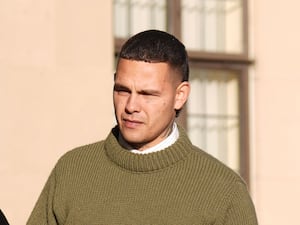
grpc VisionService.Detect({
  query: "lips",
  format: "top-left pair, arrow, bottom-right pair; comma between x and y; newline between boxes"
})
123,118 -> 143,128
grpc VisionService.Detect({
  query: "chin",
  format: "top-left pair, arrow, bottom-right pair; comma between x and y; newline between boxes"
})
122,133 -> 142,143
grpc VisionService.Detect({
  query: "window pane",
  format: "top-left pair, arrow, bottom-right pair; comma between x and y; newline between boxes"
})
182,0 -> 244,54
187,68 -> 240,172
114,0 -> 167,38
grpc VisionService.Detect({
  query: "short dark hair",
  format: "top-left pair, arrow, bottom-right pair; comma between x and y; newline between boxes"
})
118,30 -> 189,82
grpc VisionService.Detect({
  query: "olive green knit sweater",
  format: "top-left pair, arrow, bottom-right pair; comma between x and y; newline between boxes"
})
27,127 -> 258,225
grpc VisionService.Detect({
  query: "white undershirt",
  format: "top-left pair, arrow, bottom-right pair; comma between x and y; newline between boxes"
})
119,123 -> 179,154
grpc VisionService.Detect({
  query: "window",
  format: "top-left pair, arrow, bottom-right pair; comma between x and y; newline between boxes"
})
114,0 -> 167,38
182,0 -> 244,53
187,67 -> 241,173
113,0 -> 251,183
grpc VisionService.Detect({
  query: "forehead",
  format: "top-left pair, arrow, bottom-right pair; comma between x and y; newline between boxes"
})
115,59 -> 174,84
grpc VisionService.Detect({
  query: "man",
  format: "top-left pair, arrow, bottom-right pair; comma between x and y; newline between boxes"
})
0,209 -> 10,225
27,30 -> 258,224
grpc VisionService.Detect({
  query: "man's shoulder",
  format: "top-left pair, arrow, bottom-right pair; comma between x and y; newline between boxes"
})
188,145 -> 245,185
56,140 -> 106,166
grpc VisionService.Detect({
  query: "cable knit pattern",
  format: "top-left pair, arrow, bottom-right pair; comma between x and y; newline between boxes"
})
27,126 -> 258,225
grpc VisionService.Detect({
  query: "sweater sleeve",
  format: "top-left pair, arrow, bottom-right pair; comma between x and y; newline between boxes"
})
26,168 -> 58,225
222,181 -> 258,225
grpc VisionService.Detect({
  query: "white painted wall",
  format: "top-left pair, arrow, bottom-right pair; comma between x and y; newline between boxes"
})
250,1 -> 300,224
2,1 -> 300,225
0,1 -> 114,224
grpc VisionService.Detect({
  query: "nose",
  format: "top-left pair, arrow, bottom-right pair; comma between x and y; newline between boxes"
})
125,94 -> 140,113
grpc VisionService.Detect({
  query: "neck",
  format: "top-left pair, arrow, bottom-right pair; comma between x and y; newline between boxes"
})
106,124 -> 193,172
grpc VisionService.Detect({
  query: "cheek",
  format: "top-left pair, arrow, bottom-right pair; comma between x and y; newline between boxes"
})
114,93 -> 125,105
148,100 -> 173,117
113,96 -> 123,113
113,93 -> 117,104
162,96 -> 176,110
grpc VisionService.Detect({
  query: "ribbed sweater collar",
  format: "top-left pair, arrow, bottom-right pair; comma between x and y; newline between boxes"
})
104,126 -> 193,172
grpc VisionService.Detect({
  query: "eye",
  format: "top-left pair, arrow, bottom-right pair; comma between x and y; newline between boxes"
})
114,85 -> 130,95
140,90 -> 160,97
140,91 -> 152,96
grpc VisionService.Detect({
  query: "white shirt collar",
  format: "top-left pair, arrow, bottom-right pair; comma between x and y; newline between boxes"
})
119,123 -> 179,154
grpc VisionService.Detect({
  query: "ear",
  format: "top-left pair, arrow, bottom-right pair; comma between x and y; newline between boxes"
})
174,81 -> 190,111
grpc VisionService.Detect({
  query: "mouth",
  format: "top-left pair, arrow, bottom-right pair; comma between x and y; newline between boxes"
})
122,118 -> 143,128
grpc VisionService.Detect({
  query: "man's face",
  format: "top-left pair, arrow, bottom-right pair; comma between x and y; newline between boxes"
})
113,58 -> 189,151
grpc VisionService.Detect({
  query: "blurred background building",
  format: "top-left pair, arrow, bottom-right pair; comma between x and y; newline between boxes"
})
1,0 -> 300,224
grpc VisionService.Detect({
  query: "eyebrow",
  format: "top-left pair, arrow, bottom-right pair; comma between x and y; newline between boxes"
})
113,83 -> 131,92
114,83 -> 161,96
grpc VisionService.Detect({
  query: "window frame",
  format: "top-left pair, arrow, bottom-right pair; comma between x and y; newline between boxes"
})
114,0 -> 252,184
168,0 -> 251,184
